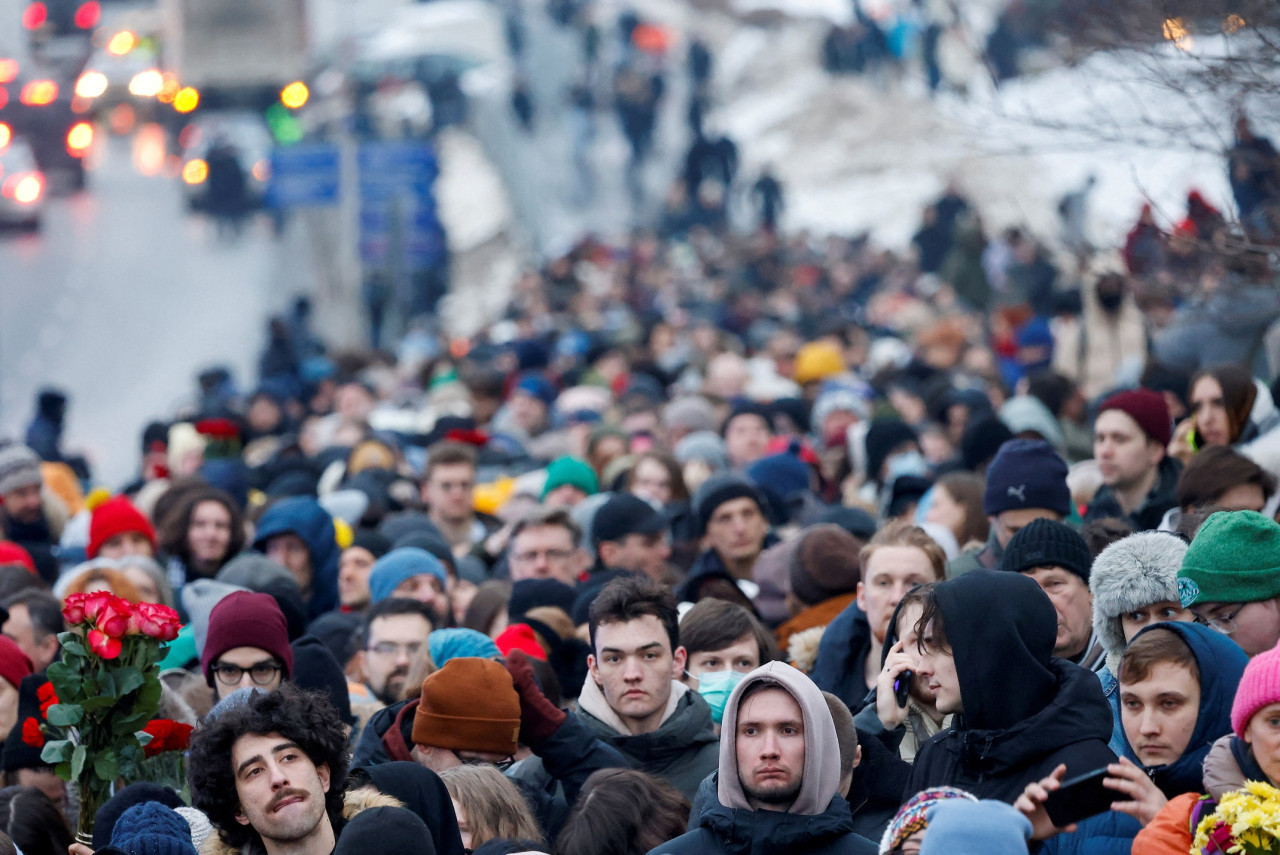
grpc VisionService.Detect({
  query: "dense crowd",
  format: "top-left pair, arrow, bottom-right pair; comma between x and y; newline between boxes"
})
3,19 -> 1280,851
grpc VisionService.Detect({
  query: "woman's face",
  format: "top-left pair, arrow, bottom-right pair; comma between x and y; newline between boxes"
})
1245,702 -> 1280,785
925,487 -> 966,541
188,500 -> 233,564
1191,376 -> 1231,447
631,458 -> 673,505
450,798 -> 473,850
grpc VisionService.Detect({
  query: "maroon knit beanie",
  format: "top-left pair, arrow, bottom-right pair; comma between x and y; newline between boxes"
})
1098,388 -> 1172,447
201,591 -> 294,686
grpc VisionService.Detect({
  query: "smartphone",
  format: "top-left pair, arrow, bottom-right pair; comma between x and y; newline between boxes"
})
1043,767 -> 1124,827
893,671 -> 912,707
1186,428 -> 1200,452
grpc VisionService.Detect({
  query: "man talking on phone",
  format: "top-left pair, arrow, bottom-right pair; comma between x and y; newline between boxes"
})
904,570 -> 1117,803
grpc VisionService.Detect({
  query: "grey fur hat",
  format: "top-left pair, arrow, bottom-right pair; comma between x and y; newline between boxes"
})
1090,532 -> 1189,674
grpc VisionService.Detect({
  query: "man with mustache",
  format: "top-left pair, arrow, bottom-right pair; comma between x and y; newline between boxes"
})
189,684 -> 350,855
355,598 -> 436,707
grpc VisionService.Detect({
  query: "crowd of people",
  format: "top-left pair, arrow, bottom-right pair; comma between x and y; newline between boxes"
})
4,3 -> 1280,849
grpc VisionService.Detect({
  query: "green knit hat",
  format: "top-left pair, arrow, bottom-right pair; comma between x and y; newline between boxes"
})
540,456 -> 599,501
1178,510 -> 1280,607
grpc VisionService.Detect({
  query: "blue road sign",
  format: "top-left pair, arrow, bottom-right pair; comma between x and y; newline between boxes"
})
358,141 -> 444,270
266,144 -> 341,208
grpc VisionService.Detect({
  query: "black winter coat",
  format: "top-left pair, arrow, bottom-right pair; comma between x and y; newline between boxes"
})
651,791 -> 877,855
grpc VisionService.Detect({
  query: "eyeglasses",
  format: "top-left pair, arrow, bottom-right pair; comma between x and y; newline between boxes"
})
1193,603 -> 1247,635
510,548 -> 574,565
367,641 -> 424,658
212,660 -> 282,686
453,750 -> 515,772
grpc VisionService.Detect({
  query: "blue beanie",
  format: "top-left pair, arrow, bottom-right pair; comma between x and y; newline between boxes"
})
110,803 -> 198,855
428,628 -> 501,667
746,443 -> 812,500
920,800 -> 1032,855
981,439 -> 1070,517
369,548 -> 448,604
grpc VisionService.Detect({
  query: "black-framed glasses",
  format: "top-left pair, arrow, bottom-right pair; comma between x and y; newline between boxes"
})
212,660 -> 282,686
453,750 -> 515,772
1193,603 -> 1247,635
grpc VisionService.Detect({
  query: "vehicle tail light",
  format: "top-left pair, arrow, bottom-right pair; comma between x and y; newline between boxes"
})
75,71 -> 108,99
182,158 -> 208,184
19,80 -> 57,106
0,60 -> 17,84
128,69 -> 163,98
22,2 -> 47,30
66,121 -> 93,156
74,1 -> 100,29
2,172 -> 43,204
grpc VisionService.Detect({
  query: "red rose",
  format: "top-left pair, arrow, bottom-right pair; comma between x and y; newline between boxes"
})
95,597 -> 133,638
87,628 -> 122,659
134,602 -> 182,642
195,418 -> 240,439
81,590 -> 113,624
21,717 -> 43,748
37,682 -> 58,717
62,592 -> 88,625
142,719 -> 194,757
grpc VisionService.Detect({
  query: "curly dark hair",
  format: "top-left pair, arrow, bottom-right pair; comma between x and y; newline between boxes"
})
187,685 -> 350,849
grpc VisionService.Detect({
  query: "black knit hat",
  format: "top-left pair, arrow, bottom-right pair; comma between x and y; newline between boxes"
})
1001,518 -> 1093,583
693,473 -> 766,536
864,419 -> 918,485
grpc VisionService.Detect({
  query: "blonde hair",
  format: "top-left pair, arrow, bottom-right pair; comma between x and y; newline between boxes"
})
61,565 -> 143,603
438,765 -> 543,849
859,520 -> 947,580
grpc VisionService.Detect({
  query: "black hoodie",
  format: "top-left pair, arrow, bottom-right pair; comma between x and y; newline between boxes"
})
904,570 -> 1116,803
347,763 -> 464,855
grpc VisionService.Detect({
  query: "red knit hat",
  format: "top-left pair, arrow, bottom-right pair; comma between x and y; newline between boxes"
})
0,636 -> 32,691
200,591 -> 294,687
87,496 -> 157,559
0,541 -> 36,574
494,623 -> 548,661
1098,388 -> 1172,447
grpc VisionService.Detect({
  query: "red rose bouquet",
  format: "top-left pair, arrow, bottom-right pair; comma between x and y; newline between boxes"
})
35,592 -> 182,843
138,718 -> 195,798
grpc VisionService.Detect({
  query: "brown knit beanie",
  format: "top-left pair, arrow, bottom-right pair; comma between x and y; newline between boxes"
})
789,524 -> 864,607
411,657 -> 521,755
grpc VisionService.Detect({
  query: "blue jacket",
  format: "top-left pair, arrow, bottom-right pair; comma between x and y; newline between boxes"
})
809,601 -> 874,712
252,497 -> 340,618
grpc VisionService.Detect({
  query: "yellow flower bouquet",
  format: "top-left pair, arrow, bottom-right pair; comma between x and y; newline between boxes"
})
1193,780 -> 1280,854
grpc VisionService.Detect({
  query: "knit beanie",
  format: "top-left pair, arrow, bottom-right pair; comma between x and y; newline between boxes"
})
960,416 -> 1013,472
0,636 -> 32,693
368,548 -> 447,604
1098,388 -> 1173,447
0,541 -> 36,574
540,456 -> 599,500
1000,518 -> 1093,583
1180,511 -> 1280,609
812,387 -> 869,436
1232,643 -> 1280,737
1090,532 -> 1188,674
746,443 -> 813,502
88,496 -> 157,559
200,591 -> 294,686
180,579 -> 247,659
348,529 -> 392,560
793,341 -> 845,386
494,623 -> 547,661
662,396 -> 719,434
0,444 -> 41,495
720,401 -> 772,437
919,800 -> 1033,855
673,430 -> 729,470
290,636 -> 353,725
411,657 -> 521,754
173,808 -> 214,852
789,524 -> 863,607
864,420 -> 918,485
92,784 -> 186,851
428,628 -> 501,667
215,554 -> 295,592
509,579 -> 577,620
981,439 -> 1070,516
109,802 -> 197,855
879,786 -> 977,854
693,472 -> 765,536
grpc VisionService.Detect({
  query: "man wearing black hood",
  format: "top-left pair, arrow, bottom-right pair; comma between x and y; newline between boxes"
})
905,570 -> 1116,802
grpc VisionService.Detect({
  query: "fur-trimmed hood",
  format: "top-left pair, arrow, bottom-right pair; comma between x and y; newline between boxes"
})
198,790 -> 403,855
1090,532 -> 1188,674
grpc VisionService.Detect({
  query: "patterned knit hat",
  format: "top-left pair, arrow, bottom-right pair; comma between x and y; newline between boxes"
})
879,787 -> 978,854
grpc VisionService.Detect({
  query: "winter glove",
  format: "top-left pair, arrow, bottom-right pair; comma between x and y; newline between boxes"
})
504,649 -> 566,747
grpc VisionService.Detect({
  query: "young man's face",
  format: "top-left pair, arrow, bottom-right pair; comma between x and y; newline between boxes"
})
916,620 -> 961,714
266,534 -> 313,591
361,613 -> 433,706
599,532 -> 671,582
1120,661 -> 1200,767
212,646 -> 284,701
1022,567 -> 1094,660
735,687 -> 805,811
338,547 -> 376,609
857,546 -> 938,645
1094,409 -> 1162,491
588,614 -> 686,734
703,498 -> 769,567
894,602 -> 934,704
508,524 -> 584,586
232,732 -> 331,845
390,574 -> 449,622
991,507 -> 1061,549
685,633 -> 760,689
2,483 -> 43,524
1244,702 -> 1280,785
422,463 -> 476,524
1192,599 -> 1280,657
1119,600 -> 1193,643
724,415 -> 771,468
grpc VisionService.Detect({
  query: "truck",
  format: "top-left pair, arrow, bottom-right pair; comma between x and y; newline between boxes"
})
160,0 -> 308,107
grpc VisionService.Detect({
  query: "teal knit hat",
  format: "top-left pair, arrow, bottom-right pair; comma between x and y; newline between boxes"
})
540,456 -> 599,501
1178,510 -> 1280,607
